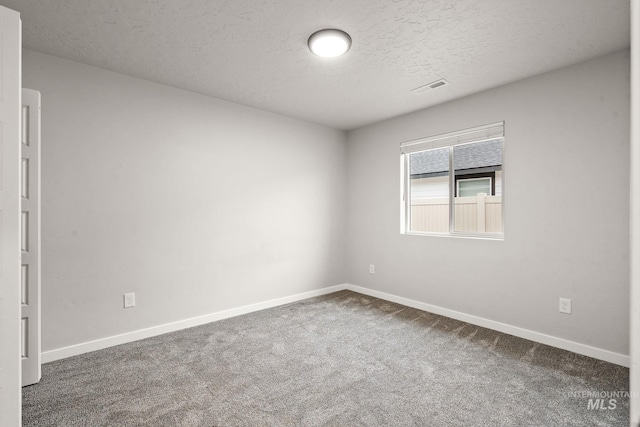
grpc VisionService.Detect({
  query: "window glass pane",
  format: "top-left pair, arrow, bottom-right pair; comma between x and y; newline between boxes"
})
458,178 -> 491,197
453,139 -> 503,234
409,148 -> 449,233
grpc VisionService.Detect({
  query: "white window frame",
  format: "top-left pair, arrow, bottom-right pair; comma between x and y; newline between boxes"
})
400,122 -> 505,239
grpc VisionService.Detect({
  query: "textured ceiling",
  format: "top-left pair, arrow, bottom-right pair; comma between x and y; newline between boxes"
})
2,0 -> 631,130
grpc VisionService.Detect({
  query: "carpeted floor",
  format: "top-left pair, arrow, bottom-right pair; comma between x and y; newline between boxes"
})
22,290 -> 629,426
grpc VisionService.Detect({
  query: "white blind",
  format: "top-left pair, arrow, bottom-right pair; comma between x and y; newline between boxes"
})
400,122 -> 504,154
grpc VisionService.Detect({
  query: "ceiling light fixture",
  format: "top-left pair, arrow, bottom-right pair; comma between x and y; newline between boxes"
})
308,29 -> 352,58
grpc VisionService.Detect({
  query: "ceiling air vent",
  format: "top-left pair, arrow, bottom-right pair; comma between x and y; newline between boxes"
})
411,79 -> 449,95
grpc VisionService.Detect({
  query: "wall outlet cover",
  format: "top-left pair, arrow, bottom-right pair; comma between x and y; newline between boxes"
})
559,297 -> 571,314
124,292 -> 136,308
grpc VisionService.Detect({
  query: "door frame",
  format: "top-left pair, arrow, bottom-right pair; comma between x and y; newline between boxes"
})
0,5 -> 22,427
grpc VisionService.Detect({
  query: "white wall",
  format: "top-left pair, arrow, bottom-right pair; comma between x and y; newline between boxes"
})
630,0 -> 639,423
346,50 -> 630,357
21,45 -> 632,366
22,50 -> 347,352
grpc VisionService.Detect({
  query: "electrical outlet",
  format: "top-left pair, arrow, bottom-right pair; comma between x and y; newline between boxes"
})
369,264 -> 375,274
124,292 -> 136,308
559,297 -> 571,314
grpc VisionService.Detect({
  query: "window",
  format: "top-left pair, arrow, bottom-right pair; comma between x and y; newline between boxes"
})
401,122 -> 504,238
457,177 -> 492,197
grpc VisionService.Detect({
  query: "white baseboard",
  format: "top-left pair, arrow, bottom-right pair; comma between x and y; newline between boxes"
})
43,282 -> 629,368
42,284 -> 347,363
345,284 -> 630,367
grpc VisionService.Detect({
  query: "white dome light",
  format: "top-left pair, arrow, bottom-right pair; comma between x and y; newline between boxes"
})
308,29 -> 352,58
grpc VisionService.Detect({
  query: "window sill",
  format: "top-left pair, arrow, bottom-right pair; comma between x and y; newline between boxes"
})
402,231 -> 504,241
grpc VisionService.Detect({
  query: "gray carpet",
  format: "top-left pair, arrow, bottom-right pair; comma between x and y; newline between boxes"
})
23,290 -> 629,426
